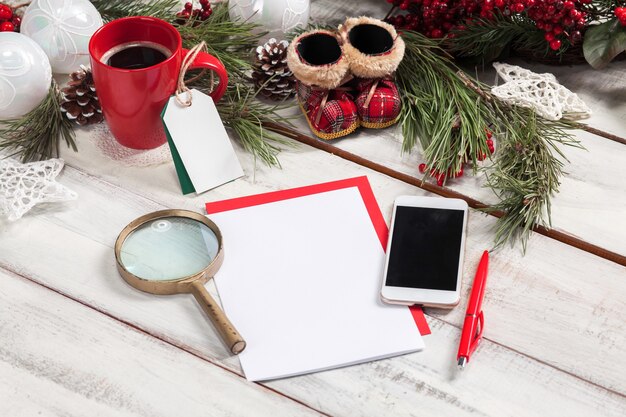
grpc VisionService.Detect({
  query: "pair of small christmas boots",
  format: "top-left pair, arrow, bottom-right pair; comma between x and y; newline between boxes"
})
287,17 -> 405,140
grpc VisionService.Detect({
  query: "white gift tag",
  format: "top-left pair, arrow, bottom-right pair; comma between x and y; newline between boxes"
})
162,89 -> 243,194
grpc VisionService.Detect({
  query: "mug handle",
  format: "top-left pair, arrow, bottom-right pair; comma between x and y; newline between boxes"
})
182,48 -> 228,102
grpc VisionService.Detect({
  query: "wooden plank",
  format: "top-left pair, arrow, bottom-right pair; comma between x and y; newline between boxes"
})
2,181 -> 626,417
0,269 -> 322,417
0,128 -> 622,399
269,123 -> 626,265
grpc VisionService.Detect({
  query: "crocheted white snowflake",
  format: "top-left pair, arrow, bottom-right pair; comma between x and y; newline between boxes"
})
0,158 -> 77,221
491,62 -> 591,121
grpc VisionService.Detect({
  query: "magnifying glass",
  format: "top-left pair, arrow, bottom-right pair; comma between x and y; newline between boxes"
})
114,209 -> 246,355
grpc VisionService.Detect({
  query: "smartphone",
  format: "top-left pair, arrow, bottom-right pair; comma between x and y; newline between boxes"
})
380,196 -> 468,308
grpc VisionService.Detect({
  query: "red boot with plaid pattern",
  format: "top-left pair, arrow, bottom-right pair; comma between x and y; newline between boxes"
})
287,30 -> 358,140
341,17 -> 405,129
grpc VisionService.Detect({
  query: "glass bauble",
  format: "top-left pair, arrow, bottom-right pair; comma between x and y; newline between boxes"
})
229,0 -> 310,37
21,0 -> 103,74
0,32 -> 52,120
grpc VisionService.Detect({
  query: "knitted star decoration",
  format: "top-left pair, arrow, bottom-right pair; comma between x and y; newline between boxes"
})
0,158 -> 77,221
491,62 -> 591,121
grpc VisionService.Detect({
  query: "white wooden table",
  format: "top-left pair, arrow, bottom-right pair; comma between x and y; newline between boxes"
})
2,1 -> 626,415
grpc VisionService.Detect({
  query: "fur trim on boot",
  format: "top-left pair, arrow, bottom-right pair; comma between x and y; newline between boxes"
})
287,30 -> 350,90
340,16 -> 405,79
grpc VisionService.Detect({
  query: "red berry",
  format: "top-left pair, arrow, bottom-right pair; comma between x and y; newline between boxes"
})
549,39 -> 562,50
418,163 -> 427,173
436,174 -> 445,186
486,139 -> 494,146
0,6 -> 12,20
455,167 -> 464,178
564,0 -> 574,9
570,30 -> 582,43
545,32 -> 555,42
569,9 -> 581,20
201,10 -> 211,20
431,28 -> 443,38
184,2 -> 193,11
0,21 -> 14,32
200,0 -> 209,5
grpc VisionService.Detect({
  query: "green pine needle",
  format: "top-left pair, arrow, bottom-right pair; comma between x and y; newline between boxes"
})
210,84 -> 294,168
397,32 -> 491,177
448,14 -> 547,62
0,81 -> 76,162
90,0 -> 180,22
397,30 -> 582,250
176,3 -> 264,77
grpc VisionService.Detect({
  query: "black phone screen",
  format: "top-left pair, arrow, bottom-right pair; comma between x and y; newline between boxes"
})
385,206 -> 465,290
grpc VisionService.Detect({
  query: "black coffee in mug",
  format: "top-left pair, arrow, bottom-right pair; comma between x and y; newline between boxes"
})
101,41 -> 172,70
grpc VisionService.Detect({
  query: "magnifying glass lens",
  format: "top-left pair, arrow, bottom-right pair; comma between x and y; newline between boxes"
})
119,216 -> 219,281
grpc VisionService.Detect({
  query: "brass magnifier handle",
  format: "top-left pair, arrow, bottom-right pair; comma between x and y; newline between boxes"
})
190,280 -> 246,354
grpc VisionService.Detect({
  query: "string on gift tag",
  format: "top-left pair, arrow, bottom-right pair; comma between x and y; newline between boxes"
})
175,41 -> 215,107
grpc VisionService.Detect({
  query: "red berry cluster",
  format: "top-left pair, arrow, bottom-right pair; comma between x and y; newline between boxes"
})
385,0 -> 470,37
176,0 -> 213,25
384,0 -> 590,51
526,0 -> 589,50
418,131 -> 495,186
616,7 -> 626,26
0,4 -> 20,32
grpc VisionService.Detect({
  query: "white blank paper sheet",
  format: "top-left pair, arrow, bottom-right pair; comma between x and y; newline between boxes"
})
209,186 -> 424,381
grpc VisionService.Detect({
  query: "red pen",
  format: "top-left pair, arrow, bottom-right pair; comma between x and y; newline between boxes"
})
457,250 -> 489,369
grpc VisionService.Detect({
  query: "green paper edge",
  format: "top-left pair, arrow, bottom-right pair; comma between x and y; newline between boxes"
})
161,100 -> 195,195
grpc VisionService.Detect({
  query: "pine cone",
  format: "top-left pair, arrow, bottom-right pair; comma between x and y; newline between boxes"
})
60,66 -> 103,126
252,38 -> 296,101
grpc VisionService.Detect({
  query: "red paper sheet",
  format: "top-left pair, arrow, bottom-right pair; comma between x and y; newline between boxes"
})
205,176 -> 431,336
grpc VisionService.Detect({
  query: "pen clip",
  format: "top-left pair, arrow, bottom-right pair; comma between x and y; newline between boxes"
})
469,310 -> 484,355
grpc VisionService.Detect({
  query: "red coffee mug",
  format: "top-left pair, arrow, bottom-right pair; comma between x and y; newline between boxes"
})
89,16 -> 228,149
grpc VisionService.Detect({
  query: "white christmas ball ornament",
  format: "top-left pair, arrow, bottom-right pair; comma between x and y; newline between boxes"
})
21,0 -> 103,74
229,0 -> 310,36
0,32 -> 52,120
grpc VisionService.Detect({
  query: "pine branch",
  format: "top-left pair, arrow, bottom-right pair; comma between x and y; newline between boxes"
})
90,0 -> 179,22
205,84 -> 294,167
0,81 -> 76,162
448,14 -> 548,62
484,98 -> 581,249
176,3 -> 263,77
397,30 -> 582,250
397,32 -> 491,176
